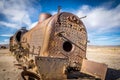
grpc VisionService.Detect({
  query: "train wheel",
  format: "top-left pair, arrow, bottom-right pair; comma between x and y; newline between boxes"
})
16,52 -> 26,64
16,54 -> 23,62
21,70 -> 41,80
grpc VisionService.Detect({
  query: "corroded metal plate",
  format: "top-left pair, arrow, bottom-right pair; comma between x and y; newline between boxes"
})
35,56 -> 68,80
81,59 -> 107,80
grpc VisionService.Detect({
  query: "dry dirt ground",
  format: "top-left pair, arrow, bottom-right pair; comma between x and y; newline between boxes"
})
0,46 -> 120,80
0,49 -> 22,80
87,46 -> 120,70
87,46 -> 120,80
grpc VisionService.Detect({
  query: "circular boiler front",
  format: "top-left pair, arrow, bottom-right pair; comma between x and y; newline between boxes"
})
48,12 -> 87,65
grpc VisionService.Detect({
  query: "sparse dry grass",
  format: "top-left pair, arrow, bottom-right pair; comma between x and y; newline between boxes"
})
87,46 -> 120,70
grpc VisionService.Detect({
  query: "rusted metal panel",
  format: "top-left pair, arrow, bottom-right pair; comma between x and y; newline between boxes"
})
35,56 -> 68,80
9,11 -> 108,80
46,12 -> 87,66
39,13 -> 52,22
21,17 -> 52,55
81,59 -> 107,80
9,36 -> 14,51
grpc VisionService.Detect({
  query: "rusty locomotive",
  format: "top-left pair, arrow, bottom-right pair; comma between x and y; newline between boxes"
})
9,9 -> 107,80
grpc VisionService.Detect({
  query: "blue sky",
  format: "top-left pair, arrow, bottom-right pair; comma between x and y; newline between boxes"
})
0,0 -> 120,45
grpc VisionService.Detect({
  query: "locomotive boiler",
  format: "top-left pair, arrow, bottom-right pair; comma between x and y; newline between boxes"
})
9,9 -> 107,80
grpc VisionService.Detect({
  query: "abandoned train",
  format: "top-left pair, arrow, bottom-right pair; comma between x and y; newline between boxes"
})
9,11 -> 107,80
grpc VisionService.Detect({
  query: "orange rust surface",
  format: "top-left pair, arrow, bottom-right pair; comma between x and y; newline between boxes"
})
81,59 -> 107,80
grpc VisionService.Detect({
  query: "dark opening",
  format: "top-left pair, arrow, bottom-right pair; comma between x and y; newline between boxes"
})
63,41 -> 72,52
16,31 -> 22,42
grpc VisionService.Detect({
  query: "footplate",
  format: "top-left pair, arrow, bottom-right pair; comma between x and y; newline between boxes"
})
80,59 -> 107,80
35,56 -> 68,80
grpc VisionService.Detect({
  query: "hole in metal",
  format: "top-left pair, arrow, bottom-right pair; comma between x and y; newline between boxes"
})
63,41 -> 72,52
16,31 -> 22,42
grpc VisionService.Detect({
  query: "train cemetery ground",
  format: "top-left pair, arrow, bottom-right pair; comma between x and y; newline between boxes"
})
0,46 -> 120,80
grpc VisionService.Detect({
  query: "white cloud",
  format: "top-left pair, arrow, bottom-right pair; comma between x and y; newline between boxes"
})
114,37 -> 120,41
0,0 -> 40,29
88,34 -> 120,45
4,39 -> 9,42
74,4 -> 120,45
51,11 -> 57,15
0,0 -> 41,44
0,34 -> 13,37
0,21 -> 18,28
76,5 -> 120,31
28,21 -> 38,29
0,0 -> 3,9
0,39 -> 9,44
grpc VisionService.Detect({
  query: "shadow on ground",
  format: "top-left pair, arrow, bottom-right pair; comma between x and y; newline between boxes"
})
106,68 -> 120,80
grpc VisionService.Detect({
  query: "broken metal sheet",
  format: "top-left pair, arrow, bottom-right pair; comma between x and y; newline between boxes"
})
80,59 -> 107,80
35,56 -> 68,80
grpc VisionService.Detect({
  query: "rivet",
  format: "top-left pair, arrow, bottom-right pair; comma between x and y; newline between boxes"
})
77,20 -> 79,24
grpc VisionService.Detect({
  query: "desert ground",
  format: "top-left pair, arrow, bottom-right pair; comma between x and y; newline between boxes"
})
87,46 -> 120,80
0,46 -> 120,80
87,46 -> 120,70
0,49 -> 22,80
